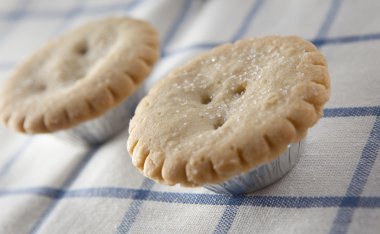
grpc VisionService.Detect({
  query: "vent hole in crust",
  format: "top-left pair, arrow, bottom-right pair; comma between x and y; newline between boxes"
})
34,84 -> 46,92
233,83 -> 247,97
213,118 -> 225,130
201,94 -> 212,105
76,42 -> 88,55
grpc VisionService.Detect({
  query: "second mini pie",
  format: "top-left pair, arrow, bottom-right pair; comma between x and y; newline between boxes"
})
127,36 -> 330,187
0,17 -> 159,144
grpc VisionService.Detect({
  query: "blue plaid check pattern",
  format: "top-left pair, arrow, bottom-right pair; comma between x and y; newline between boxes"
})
0,0 -> 379,233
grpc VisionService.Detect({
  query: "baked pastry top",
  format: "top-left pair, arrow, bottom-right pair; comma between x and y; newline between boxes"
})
0,17 -> 159,133
128,36 -> 330,187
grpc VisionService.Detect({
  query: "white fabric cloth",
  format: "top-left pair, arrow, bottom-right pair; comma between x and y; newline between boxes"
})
0,0 -> 379,233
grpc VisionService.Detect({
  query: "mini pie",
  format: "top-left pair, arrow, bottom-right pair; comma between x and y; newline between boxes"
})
127,36 -> 330,187
0,17 -> 159,134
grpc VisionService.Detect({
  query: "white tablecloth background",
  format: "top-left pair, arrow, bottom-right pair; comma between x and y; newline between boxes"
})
0,0 -> 379,233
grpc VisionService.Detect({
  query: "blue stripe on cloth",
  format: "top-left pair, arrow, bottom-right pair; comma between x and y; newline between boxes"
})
0,187 -> 61,199
230,0 -> 264,41
0,0 -> 31,21
161,30 -> 380,59
330,115 -> 380,234
52,0 -> 143,36
80,0 -> 143,15
162,0 -> 265,58
0,139 -> 32,179
1,186 -> 380,208
0,0 -> 32,44
316,0 -> 343,38
163,42 -> 222,57
323,106 -> 380,118
161,0 -> 193,57
51,0 -> 141,36
116,179 -> 155,234
29,145 -> 100,234
0,0 -> 143,20
213,196 -> 245,234
312,32 -> 380,47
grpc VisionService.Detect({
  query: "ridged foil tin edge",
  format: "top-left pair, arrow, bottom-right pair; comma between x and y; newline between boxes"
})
204,141 -> 303,195
55,87 -> 144,145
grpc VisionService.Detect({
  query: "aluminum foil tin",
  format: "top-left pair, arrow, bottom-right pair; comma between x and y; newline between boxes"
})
204,141 -> 303,195
55,87 -> 144,146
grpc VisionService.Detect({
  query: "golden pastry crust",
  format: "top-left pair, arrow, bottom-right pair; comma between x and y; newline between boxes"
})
128,36 -> 330,187
0,17 -> 159,133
